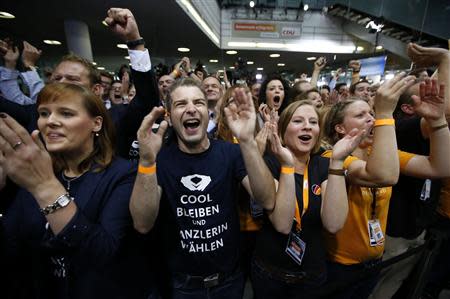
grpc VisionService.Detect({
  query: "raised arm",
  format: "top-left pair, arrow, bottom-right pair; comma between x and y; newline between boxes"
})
402,79 -> 450,179
310,57 -> 326,87
321,128 -> 365,233
20,41 -> 44,101
349,60 -> 361,85
129,107 -> 168,233
346,73 -> 416,186
225,87 -> 276,211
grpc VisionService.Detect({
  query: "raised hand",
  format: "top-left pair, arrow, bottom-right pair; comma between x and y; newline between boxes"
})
105,8 -> 141,42
0,39 -> 8,57
3,42 -> 19,70
331,128 -> 366,161
348,60 -> 361,72
407,43 -> 450,67
225,87 -> 256,143
136,107 -> 168,165
22,41 -> 42,69
0,114 -> 55,196
374,72 -> 416,116
411,79 -> 446,122
255,122 -> 270,155
314,57 -> 327,71
268,122 -> 294,167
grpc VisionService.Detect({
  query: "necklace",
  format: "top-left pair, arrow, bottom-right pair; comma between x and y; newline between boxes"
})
61,172 -> 82,191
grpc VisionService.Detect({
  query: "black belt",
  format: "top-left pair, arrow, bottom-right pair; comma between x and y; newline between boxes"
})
253,256 -> 306,284
172,270 -> 236,289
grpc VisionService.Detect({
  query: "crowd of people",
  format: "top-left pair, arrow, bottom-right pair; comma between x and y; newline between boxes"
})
0,7 -> 449,299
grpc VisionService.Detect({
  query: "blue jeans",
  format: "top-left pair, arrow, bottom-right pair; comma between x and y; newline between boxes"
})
170,271 -> 244,299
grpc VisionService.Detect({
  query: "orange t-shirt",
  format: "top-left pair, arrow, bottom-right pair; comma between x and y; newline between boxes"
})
322,150 -> 415,265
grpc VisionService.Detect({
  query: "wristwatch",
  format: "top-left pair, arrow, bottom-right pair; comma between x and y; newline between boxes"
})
126,38 -> 145,49
40,194 -> 74,215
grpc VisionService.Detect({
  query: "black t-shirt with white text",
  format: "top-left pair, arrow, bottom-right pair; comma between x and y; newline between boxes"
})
156,139 -> 247,276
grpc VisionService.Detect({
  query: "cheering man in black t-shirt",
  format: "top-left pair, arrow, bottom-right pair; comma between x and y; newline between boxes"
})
129,78 -> 275,298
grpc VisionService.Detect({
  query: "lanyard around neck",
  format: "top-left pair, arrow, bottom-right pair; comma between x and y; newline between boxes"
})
294,159 -> 309,231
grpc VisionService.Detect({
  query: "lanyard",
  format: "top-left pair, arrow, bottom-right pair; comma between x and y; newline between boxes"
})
370,188 -> 377,219
294,160 -> 309,231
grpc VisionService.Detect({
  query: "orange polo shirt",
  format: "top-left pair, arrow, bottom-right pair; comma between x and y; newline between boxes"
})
322,150 -> 415,265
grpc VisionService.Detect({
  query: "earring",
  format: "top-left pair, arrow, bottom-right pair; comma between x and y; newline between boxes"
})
95,132 -> 99,137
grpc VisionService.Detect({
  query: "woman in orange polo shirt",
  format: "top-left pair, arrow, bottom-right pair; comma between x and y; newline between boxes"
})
321,76 -> 450,299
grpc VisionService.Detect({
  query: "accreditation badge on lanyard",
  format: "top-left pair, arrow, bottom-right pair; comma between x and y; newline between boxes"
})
286,161 -> 309,265
368,188 -> 385,246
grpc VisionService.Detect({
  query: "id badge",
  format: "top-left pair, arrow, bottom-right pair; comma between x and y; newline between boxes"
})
249,197 -> 264,218
368,219 -> 385,246
285,228 -> 306,266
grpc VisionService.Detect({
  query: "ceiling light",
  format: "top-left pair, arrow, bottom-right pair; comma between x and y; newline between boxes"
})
285,41 -> 355,53
303,4 -> 309,11
43,40 -> 62,45
177,0 -> 220,45
109,71 -> 115,75
229,66 -> 235,69
376,45 -> 383,50
124,56 -> 130,60
178,47 -> 190,52
307,57 -> 316,61
257,67 -> 264,71
249,1 -> 255,8
228,42 -> 257,47
247,61 -> 254,65
255,74 -> 262,80
92,62 -> 97,66
226,50 -> 238,55
0,12 -> 15,19
209,59 -> 218,63
333,55 -> 337,60
356,46 -> 364,51
277,63 -> 285,67
102,20 -> 108,26
117,43 -> 128,49
270,54 -> 280,58
97,67 -> 105,70
257,43 -> 285,49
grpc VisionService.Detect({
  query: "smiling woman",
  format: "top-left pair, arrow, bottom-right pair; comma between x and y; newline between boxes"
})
0,83 -> 149,299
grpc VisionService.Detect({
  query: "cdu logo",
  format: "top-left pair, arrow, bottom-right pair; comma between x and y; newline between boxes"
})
181,174 -> 212,191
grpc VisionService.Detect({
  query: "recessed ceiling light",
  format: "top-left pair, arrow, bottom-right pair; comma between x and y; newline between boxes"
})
117,43 -> 128,49
92,62 -> 97,66
43,40 -> 62,45
270,54 -> 280,58
0,12 -> 15,19
307,57 -> 317,61
257,67 -> 264,71
376,45 -> 383,50
249,1 -> 255,8
209,59 -> 218,63
226,50 -> 238,55
178,47 -> 190,52
356,46 -> 364,51
229,66 -> 235,69
255,74 -> 262,80
124,56 -> 130,60
247,61 -> 254,65
97,67 -> 105,70
303,4 -> 309,11
102,20 -> 108,26
333,55 -> 337,60
277,63 -> 285,66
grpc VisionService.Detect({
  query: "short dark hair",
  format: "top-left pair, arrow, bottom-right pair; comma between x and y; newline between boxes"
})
100,71 -> 114,81
58,53 -> 101,86
166,77 -> 206,111
350,79 -> 370,94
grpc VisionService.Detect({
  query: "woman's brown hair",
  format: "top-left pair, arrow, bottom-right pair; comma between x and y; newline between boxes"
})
278,100 -> 322,154
37,83 -> 115,173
